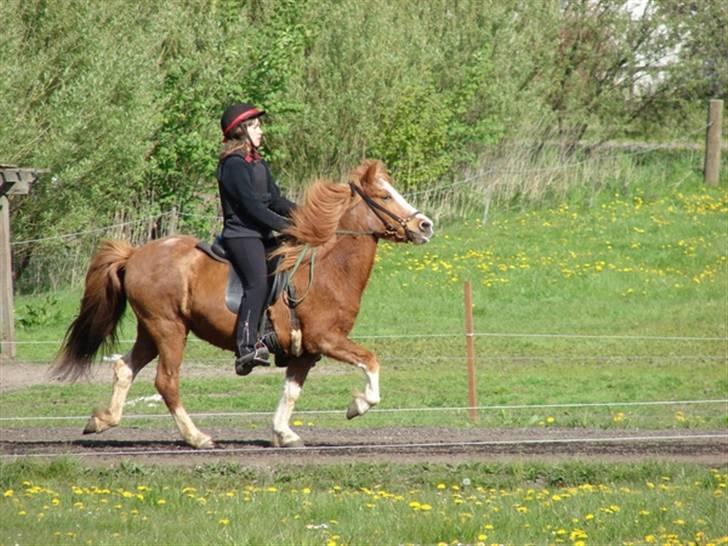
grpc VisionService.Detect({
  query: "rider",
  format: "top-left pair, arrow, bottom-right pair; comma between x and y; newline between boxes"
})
216,102 -> 297,376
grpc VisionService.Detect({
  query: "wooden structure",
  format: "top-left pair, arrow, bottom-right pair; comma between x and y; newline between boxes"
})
1,165 -> 46,359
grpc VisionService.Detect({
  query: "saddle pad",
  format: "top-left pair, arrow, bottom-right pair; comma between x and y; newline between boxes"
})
224,267 -> 244,313
194,241 -> 243,313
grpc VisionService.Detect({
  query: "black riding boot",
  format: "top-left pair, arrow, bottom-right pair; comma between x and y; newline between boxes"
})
234,308 -> 270,376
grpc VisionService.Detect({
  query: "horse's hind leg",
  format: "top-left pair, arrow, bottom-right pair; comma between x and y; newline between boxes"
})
84,325 -> 158,435
152,321 -> 213,449
271,356 -> 317,448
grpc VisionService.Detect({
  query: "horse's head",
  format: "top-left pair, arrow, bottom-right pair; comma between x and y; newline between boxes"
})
349,160 -> 434,244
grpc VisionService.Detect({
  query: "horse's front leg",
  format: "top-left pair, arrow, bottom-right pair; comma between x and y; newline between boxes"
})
272,357 -> 316,448
320,337 -> 380,420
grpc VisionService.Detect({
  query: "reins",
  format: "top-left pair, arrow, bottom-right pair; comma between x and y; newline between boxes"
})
284,244 -> 316,308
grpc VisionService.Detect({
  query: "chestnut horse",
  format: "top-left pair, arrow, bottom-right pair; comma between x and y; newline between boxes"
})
52,160 -> 434,449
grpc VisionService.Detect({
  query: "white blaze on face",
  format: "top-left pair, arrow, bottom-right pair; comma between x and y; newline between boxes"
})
379,178 -> 434,241
379,179 -> 417,216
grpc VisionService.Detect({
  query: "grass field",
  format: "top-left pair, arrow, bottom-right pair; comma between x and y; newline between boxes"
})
1,459 -> 727,545
2,154 -> 726,545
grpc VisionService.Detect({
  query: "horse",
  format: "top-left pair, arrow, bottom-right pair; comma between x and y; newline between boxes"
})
51,159 -> 434,449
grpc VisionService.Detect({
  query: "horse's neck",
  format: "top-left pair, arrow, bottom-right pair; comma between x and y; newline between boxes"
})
322,233 -> 378,295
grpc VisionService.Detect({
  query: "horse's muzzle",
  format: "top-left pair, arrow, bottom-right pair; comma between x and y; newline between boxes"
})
409,213 -> 434,244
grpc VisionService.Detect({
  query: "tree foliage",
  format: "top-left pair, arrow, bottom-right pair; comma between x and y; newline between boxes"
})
1,0 -> 725,288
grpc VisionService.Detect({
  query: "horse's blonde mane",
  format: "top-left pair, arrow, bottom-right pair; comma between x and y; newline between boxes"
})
272,179 -> 354,271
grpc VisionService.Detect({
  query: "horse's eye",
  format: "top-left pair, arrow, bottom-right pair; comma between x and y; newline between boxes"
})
382,194 -> 391,201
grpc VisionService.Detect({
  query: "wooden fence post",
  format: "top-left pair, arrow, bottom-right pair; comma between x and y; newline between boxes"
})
0,166 -> 45,360
704,99 -> 723,185
0,196 -> 15,359
463,281 -> 478,422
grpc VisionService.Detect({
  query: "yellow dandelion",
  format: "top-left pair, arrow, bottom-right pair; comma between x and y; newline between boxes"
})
219,518 -> 230,525
3,490 -> 13,497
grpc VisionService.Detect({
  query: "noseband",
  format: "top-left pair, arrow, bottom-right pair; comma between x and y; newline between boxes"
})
349,182 -> 419,242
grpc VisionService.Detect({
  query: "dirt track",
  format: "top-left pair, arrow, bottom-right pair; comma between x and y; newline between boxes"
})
2,362 -> 727,466
2,426 -> 726,467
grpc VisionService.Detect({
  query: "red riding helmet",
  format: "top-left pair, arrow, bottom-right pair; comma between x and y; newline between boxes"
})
220,103 -> 265,138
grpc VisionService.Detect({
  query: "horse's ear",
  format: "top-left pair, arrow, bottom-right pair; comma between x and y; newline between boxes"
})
359,159 -> 382,188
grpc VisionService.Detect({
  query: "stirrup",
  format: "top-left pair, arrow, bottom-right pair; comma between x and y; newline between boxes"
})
235,343 -> 271,376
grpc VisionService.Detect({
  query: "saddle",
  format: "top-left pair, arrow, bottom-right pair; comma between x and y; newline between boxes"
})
194,237 -> 301,357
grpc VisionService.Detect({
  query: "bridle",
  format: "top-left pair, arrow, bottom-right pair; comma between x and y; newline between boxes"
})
288,181 -> 421,308
348,182 -> 420,242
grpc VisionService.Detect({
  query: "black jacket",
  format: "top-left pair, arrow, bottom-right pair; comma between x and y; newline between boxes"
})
217,154 -> 296,239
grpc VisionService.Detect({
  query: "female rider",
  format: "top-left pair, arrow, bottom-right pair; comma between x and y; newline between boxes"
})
217,103 -> 296,376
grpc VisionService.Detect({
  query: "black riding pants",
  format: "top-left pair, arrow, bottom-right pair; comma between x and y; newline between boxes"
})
223,237 -> 272,354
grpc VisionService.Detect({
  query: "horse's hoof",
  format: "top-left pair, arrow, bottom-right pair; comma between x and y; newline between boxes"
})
346,397 -> 370,420
82,418 -> 96,434
272,434 -> 304,448
83,416 -> 109,434
195,437 -> 215,449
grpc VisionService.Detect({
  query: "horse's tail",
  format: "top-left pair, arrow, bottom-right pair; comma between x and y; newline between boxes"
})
51,240 -> 135,382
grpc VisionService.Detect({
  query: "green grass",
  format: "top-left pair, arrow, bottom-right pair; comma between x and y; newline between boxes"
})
1,358 -> 725,430
1,459 -> 726,545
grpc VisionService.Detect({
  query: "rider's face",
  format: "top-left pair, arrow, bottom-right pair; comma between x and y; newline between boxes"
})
246,119 -> 263,148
